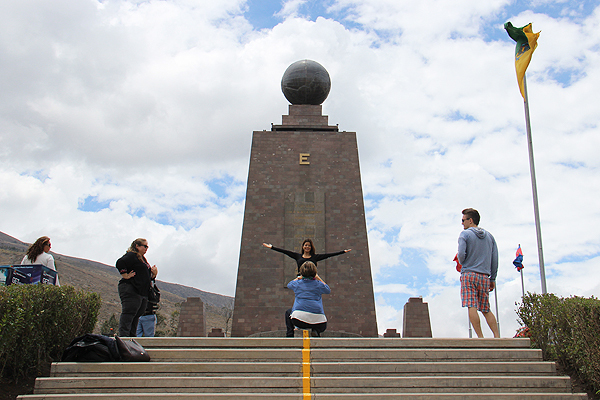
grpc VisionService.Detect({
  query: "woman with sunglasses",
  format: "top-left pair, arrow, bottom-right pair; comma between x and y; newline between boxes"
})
116,238 -> 158,337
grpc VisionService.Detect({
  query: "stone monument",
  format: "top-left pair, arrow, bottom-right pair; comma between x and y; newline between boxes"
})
177,297 -> 205,337
231,60 -> 378,337
402,297 -> 433,338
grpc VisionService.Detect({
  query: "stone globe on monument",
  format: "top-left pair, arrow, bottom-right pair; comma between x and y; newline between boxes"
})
281,60 -> 331,105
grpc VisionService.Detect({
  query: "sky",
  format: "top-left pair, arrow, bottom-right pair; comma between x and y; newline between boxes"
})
1,0 -> 599,338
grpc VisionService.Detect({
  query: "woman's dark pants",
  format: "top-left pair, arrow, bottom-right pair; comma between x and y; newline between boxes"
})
285,308 -> 327,337
118,281 -> 148,337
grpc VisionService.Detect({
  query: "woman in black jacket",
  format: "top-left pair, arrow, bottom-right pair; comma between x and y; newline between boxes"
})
116,238 -> 158,337
263,238 -> 351,275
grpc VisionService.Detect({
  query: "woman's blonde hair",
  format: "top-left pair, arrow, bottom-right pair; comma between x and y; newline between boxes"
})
299,261 -> 317,278
126,238 -> 148,263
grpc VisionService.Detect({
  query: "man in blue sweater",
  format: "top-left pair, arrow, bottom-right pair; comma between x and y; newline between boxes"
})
458,208 -> 500,338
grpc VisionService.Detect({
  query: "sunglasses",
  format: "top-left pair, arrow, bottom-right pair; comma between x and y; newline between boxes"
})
139,244 -> 149,248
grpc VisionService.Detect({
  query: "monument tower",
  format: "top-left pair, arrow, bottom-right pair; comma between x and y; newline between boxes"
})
231,60 -> 377,337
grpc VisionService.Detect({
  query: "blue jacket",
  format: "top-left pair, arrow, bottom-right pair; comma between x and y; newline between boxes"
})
458,227 -> 498,281
287,278 -> 331,315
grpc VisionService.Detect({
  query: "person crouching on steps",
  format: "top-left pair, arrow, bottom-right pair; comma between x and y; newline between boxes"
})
285,261 -> 330,337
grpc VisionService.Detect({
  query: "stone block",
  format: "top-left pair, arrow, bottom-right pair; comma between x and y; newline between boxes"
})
177,297 -> 206,337
402,297 -> 432,338
208,328 -> 225,337
383,328 -> 401,338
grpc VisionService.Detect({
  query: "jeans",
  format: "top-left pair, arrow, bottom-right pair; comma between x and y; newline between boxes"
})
285,308 -> 327,337
136,314 -> 157,337
118,281 -> 147,337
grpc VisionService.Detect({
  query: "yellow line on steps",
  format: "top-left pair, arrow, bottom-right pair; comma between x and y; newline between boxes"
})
302,329 -> 311,399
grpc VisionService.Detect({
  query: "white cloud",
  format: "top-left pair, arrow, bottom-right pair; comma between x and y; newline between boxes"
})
276,0 -> 308,19
374,295 -> 404,334
330,0 -> 511,37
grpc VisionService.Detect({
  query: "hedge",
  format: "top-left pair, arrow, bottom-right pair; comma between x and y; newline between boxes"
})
0,284 -> 101,379
517,292 -> 600,395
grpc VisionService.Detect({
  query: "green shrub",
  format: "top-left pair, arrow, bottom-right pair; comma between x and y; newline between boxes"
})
0,284 -> 101,380
100,313 -> 119,336
517,293 -> 600,394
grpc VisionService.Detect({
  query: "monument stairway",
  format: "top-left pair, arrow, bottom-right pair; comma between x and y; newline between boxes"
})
18,336 -> 588,399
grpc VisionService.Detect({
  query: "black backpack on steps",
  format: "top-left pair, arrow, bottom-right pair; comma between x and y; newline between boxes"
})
61,333 -> 121,362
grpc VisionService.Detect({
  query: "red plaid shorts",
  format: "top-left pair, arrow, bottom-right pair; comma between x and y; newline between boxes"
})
460,271 -> 491,313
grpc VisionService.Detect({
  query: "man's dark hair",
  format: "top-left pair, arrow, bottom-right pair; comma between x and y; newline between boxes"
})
462,208 -> 480,225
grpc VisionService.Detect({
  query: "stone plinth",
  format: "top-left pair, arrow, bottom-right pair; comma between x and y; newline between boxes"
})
281,105 -> 330,127
383,328 -> 401,338
177,297 -> 205,337
207,328 -> 225,337
248,330 -> 363,338
402,297 -> 432,338
232,105 -> 377,337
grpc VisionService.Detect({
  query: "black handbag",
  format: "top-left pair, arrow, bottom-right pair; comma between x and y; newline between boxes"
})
148,280 -> 160,304
115,336 -> 151,362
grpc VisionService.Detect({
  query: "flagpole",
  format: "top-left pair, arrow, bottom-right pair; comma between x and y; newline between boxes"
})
522,75 -> 548,294
468,312 -> 472,338
520,269 -> 525,297
518,243 -> 525,298
494,285 -> 500,337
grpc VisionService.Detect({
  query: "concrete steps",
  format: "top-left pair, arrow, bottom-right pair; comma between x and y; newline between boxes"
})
49,361 -> 557,377
18,337 -> 588,399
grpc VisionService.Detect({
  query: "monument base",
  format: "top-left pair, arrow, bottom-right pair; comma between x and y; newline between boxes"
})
249,330 -> 363,338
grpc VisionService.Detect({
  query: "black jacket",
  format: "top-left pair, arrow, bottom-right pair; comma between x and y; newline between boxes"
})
116,252 -> 151,297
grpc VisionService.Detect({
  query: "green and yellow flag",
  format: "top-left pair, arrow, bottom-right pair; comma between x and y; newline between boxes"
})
504,22 -> 540,99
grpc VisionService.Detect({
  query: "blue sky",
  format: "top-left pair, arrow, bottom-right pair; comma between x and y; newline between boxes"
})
245,0 -> 598,44
1,0 -> 600,337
